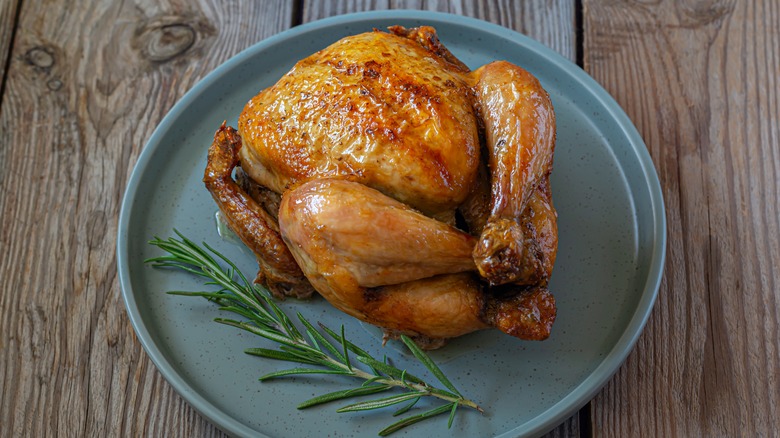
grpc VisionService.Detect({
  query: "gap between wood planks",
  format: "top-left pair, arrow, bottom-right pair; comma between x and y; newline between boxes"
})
575,0 -> 583,67
291,0 -> 304,28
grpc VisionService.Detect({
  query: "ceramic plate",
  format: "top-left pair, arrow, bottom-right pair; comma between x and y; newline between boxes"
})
118,10 -> 665,438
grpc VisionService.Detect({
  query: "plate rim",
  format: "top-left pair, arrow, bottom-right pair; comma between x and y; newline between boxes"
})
117,9 -> 666,438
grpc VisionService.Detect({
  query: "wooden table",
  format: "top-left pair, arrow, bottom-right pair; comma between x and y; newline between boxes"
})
1,1 -> 777,436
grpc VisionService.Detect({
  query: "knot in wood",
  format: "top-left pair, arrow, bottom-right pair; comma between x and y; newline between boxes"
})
680,0 -> 734,27
47,79 -> 62,91
138,23 -> 196,62
24,46 -> 55,71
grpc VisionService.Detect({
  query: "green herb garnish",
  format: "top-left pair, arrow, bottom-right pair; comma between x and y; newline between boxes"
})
146,231 -> 483,436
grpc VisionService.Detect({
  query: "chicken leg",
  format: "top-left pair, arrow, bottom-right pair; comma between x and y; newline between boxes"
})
278,178 -> 555,346
469,61 -> 557,286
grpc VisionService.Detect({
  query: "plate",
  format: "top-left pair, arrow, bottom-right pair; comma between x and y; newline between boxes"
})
118,10 -> 665,438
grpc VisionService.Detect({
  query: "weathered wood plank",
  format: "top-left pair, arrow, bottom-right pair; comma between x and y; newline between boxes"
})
583,0 -> 780,435
0,0 -> 19,93
0,1 -> 293,436
302,0 -> 576,62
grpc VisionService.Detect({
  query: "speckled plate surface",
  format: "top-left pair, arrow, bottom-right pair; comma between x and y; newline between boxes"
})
118,10 -> 665,438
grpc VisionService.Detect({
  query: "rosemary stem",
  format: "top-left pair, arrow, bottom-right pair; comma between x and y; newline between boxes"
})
146,232 -> 485,435
317,351 -> 483,412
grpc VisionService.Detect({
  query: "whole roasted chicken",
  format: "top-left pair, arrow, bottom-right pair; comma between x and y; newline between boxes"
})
204,26 -> 558,349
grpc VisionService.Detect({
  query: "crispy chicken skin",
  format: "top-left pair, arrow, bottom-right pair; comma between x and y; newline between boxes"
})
203,123 -> 314,299
278,179 -> 555,342
237,27 -> 479,221
279,179 -> 489,340
470,62 -> 557,286
204,26 -> 558,347
279,179 -> 477,289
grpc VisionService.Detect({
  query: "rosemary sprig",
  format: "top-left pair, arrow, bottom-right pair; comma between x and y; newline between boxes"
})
145,231 -> 483,436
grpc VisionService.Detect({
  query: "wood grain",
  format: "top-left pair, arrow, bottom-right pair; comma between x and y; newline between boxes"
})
0,1 -> 292,436
583,0 -> 780,435
0,0 -> 19,91
302,0 -> 576,62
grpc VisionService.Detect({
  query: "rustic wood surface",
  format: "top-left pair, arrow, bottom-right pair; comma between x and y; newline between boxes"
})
0,0 -> 777,437
0,0 -> 19,90
584,0 -> 780,436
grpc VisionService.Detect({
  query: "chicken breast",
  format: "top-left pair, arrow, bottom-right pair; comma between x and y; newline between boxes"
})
237,27 -> 480,221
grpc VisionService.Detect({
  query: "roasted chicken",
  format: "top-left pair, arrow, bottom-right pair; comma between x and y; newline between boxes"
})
204,26 -> 558,348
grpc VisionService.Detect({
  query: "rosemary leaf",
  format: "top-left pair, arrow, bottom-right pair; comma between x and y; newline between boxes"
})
259,367 -> 351,381
355,355 -> 424,385
214,319 -> 295,347
319,323 -> 376,360
150,261 -> 211,278
340,325 -> 352,371
336,391 -> 428,412
276,345 -> 332,367
392,396 -> 420,416
245,348 -> 319,365
205,240 -> 254,292
319,323 -> 381,374
298,314 -> 345,362
400,335 -> 462,396
447,402 -> 458,428
378,403 -> 455,436
265,295 -> 304,341
362,376 -> 383,387
165,290 -> 225,299
298,384 -> 392,409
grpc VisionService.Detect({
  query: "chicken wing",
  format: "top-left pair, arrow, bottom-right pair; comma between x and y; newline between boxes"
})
203,123 -> 314,299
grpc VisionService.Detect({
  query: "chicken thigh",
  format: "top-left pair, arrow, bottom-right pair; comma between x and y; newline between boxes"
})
204,25 -> 558,347
278,178 -> 556,346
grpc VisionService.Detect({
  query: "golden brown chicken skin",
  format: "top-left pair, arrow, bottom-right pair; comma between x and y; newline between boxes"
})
470,61 -> 557,286
278,178 -> 555,343
237,28 -> 480,222
203,123 -> 315,299
204,25 -> 558,348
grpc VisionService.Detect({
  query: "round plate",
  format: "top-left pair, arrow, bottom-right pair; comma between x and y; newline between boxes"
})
118,10 -> 665,438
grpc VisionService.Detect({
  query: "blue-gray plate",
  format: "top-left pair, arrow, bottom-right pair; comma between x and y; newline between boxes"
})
118,10 -> 665,438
